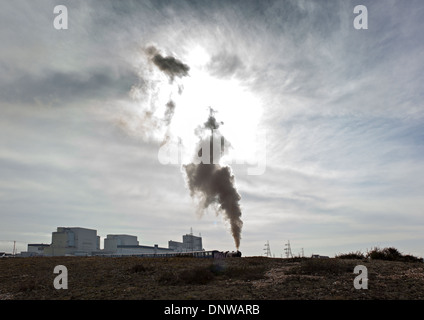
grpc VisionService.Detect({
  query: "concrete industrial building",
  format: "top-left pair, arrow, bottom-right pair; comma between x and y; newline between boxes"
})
168,233 -> 203,252
21,244 -> 51,257
104,234 -> 139,252
43,227 -> 100,256
21,227 -> 204,256
102,234 -> 175,256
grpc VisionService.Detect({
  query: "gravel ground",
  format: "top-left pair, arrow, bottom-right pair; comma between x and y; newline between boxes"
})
0,256 -> 423,300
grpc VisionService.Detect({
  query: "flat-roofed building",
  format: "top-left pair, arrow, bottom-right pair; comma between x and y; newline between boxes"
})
168,233 -> 203,252
44,227 -> 100,256
21,244 -> 50,256
104,234 -> 139,253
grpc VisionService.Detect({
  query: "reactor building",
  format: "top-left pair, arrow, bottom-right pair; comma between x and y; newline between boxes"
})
43,227 -> 100,256
22,227 -> 204,256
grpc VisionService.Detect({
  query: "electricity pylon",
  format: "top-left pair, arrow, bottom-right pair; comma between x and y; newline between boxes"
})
263,240 -> 272,257
284,240 -> 293,258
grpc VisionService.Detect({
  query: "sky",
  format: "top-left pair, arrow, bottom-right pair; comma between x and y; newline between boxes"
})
1,0 -> 423,257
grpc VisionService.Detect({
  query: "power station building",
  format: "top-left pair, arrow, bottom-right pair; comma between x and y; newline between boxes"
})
104,234 -> 139,252
168,233 -> 203,252
21,243 -> 50,257
43,227 -> 100,256
24,227 -> 204,256
102,234 -> 174,256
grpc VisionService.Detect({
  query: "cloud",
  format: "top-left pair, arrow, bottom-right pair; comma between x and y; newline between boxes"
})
0,68 -> 138,106
207,51 -> 244,78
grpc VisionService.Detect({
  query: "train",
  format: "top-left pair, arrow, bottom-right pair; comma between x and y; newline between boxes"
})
95,250 -> 242,259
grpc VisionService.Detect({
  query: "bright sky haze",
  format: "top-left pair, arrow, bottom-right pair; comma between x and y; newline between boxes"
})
1,0 -> 423,258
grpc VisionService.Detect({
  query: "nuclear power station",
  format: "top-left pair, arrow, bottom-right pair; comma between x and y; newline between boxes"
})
21,226 -> 204,257
42,227 -> 100,256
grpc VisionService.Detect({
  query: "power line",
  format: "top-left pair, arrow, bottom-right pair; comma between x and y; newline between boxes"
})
0,240 -> 27,254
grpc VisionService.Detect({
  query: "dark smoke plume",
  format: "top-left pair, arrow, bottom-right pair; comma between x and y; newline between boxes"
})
147,46 -> 188,127
137,46 -> 190,142
183,109 -> 243,249
146,46 -> 190,82
136,47 -> 243,248
164,100 -> 176,125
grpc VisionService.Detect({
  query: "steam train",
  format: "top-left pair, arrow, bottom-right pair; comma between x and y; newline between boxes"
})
187,250 -> 242,258
148,250 -> 241,259
100,250 -> 242,259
